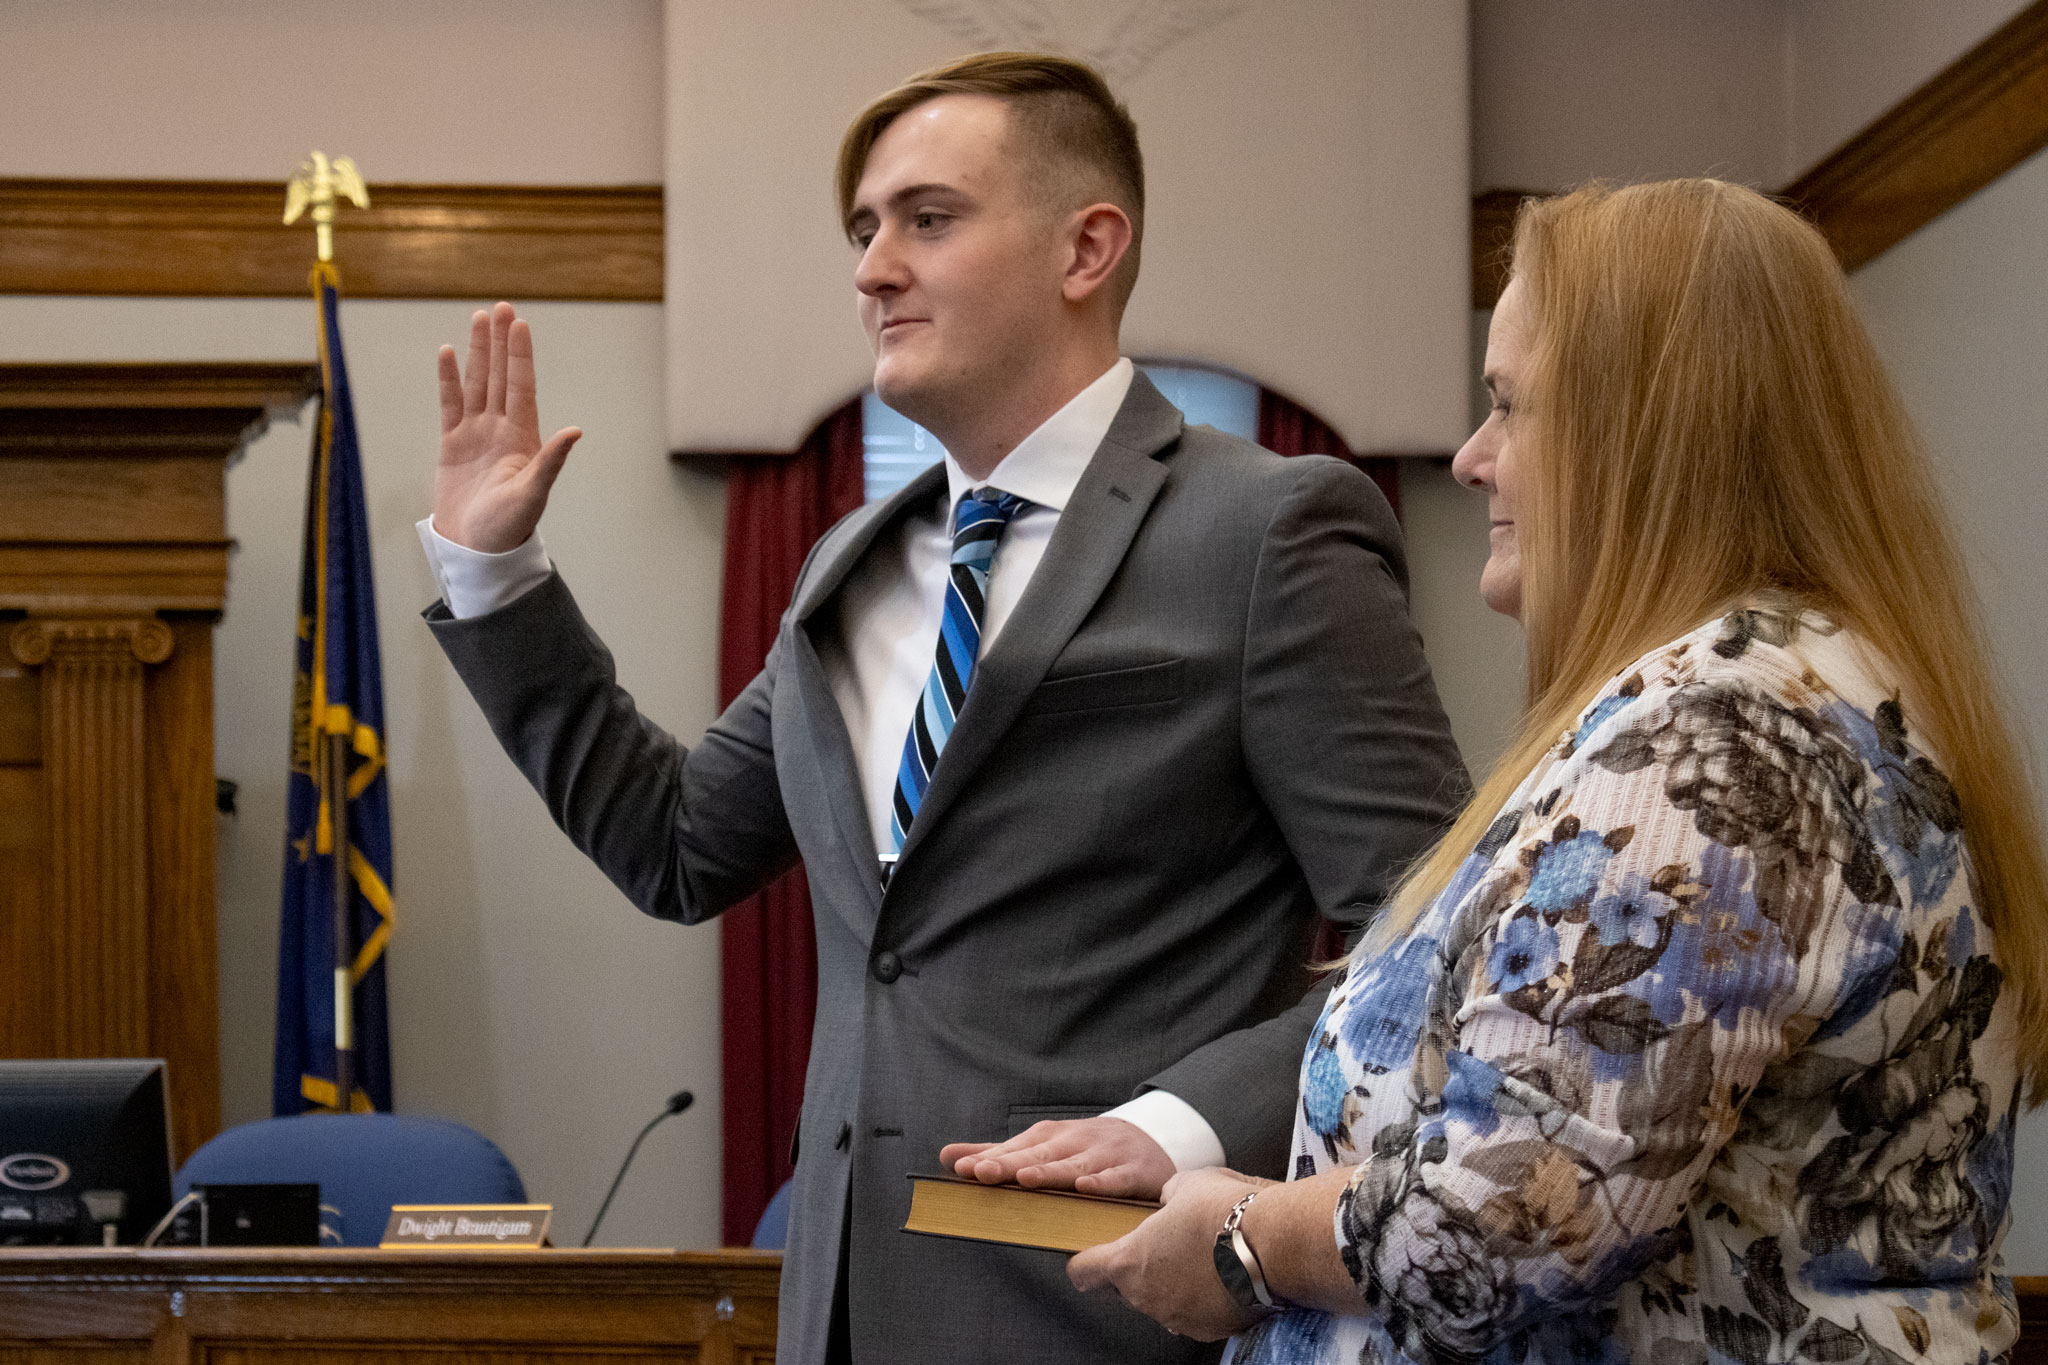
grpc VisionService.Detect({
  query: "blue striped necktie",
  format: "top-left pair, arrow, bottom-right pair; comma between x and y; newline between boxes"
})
888,487 -> 1031,863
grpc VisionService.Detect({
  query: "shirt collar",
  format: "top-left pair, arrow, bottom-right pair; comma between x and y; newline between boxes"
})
942,357 -> 1135,514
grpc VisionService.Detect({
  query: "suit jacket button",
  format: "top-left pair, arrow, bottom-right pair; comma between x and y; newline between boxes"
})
872,950 -> 902,983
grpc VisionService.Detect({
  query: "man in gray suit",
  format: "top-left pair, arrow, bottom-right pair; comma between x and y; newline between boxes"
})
420,52 -> 1461,1365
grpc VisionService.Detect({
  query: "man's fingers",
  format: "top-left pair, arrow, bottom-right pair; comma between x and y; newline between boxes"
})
1014,1152 -> 1112,1188
520,427 -> 581,501
463,310 -> 490,415
964,1133 -> 1087,1182
436,346 -> 464,435
506,316 -> 540,433
938,1141 -> 997,1169
485,302 -> 514,415
1072,1163 -> 1150,1199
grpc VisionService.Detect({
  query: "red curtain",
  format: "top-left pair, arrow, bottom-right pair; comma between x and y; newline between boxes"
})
717,397 -> 866,1246
1257,385 -> 1401,521
1258,386 -> 1402,961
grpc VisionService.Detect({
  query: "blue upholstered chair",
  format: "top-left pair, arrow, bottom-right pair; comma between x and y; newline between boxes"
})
176,1114 -> 526,1247
751,1177 -> 795,1250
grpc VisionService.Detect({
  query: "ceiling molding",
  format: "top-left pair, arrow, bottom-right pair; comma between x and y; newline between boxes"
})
0,180 -> 661,301
1780,0 -> 2048,271
12,0 -> 2046,314
1472,0 -> 2048,306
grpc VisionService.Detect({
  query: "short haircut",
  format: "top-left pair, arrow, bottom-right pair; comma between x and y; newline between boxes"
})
836,51 -> 1145,306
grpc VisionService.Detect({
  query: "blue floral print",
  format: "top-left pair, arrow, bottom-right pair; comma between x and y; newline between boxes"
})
1487,913 -> 1559,992
1226,608 -> 2019,1365
1302,1038 -> 1347,1137
1587,871 -> 1675,948
1524,829 -> 1618,912
1338,932 -> 1442,1073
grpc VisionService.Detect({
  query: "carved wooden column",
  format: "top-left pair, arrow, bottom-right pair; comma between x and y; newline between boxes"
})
10,615 -> 174,1056
0,363 -> 319,1158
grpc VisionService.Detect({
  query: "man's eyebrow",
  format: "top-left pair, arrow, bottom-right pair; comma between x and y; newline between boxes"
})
847,183 -> 974,236
885,182 -> 970,208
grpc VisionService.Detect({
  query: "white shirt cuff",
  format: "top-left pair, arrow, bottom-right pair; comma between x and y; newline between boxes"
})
1103,1089 -> 1227,1173
417,516 -> 552,619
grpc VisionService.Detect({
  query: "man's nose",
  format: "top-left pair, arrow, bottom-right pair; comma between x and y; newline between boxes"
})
854,229 -> 907,297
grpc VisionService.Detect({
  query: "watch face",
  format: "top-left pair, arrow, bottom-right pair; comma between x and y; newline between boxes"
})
1213,1231 -> 1259,1309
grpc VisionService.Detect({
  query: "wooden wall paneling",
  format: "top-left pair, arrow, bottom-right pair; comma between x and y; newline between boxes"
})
0,1249 -> 782,1364
0,363 -> 317,1160
0,659 -> 47,1061
2020,1277 -> 2048,1365
1471,1 -> 2048,306
148,619 -> 221,1159
9,617 -> 172,1059
0,181 -> 662,301
1470,188 -> 1535,309
1780,0 -> 2048,271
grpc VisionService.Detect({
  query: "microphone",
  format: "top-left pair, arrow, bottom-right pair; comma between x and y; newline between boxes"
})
582,1089 -> 694,1247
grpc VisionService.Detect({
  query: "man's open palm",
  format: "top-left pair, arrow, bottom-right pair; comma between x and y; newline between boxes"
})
434,302 -> 581,553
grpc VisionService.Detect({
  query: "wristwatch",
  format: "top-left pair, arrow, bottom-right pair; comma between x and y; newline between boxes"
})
1212,1191 -> 1282,1316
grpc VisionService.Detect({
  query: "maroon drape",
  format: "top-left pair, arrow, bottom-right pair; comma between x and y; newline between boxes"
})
1257,385 -> 1401,521
717,398 -> 865,1246
1257,386 -> 1402,962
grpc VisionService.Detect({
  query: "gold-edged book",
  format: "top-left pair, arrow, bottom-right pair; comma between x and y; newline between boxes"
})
901,1172 -> 1157,1254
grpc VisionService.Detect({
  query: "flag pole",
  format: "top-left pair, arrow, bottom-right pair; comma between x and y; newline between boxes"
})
326,731 -> 354,1110
287,151 -> 369,1113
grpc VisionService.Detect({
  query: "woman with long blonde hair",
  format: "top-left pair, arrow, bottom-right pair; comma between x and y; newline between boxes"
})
1067,179 -> 2045,1365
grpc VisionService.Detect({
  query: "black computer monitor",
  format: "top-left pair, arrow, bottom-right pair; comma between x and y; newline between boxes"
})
0,1059 -> 173,1246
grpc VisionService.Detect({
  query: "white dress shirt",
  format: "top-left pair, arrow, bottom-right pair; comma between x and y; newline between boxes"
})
417,356 -> 1225,1172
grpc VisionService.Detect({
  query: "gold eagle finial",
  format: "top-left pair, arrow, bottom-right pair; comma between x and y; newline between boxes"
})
284,151 -> 370,263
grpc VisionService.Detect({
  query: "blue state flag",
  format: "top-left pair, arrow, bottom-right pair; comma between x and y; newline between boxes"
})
275,260 -> 395,1115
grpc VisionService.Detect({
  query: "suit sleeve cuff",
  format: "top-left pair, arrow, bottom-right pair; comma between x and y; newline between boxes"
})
417,515 -> 553,619
1103,1089 -> 1227,1173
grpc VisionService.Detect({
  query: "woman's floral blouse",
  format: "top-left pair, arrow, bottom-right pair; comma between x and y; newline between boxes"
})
1229,607 -> 2019,1365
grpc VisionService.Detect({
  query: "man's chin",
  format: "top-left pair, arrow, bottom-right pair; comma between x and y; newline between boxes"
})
872,369 -> 941,426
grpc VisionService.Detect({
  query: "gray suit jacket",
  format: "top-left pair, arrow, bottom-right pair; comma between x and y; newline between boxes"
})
426,372 -> 1465,1364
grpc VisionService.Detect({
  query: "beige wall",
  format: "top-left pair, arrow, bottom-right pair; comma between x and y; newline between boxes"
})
666,0 -> 1472,456
1850,145 -> 2048,1271
1785,0 -> 2030,176
1472,0 -> 2032,194
0,0 -> 663,183
1472,0 -> 1789,192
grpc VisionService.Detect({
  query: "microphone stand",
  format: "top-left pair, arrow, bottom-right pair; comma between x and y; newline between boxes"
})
582,1090 -> 694,1247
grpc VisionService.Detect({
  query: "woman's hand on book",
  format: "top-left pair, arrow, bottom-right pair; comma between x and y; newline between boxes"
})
1068,1166 -> 1265,1340
938,1118 -> 1175,1200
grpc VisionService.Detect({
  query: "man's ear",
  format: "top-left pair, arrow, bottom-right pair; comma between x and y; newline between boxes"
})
1062,203 -> 1134,305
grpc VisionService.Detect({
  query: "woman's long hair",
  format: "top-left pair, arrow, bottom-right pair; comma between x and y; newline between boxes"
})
1372,179 -> 2048,1102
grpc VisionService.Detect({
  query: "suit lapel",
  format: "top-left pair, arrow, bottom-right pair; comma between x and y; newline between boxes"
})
891,372 -> 1183,875
785,626 -> 887,929
786,462 -> 950,929
792,461 -> 949,625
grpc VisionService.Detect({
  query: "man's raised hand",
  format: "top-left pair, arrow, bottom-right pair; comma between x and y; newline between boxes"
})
434,302 -> 582,553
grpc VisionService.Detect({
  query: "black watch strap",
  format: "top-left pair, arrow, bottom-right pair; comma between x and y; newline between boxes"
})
1212,1191 -> 1280,1316
1213,1229 -> 1264,1311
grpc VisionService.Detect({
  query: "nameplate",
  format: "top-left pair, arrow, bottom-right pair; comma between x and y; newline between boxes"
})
380,1203 -> 553,1249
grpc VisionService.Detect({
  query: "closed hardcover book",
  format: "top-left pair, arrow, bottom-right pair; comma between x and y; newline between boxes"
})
901,1172 -> 1156,1254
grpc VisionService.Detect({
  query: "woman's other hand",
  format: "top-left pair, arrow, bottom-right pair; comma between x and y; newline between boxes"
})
1067,1167 -> 1270,1340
